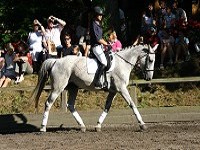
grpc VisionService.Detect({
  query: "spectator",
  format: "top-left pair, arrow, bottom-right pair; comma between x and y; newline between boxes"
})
163,6 -> 176,30
156,0 -> 167,30
0,43 -> 16,87
107,29 -> 122,52
27,19 -> 45,73
144,26 -> 159,48
119,8 -> 128,46
78,30 -> 91,57
62,32 -> 81,57
174,30 -> 190,63
0,57 -> 5,78
141,3 -> 156,36
75,12 -> 91,57
14,41 -> 33,84
45,15 -> 66,58
171,0 -> 188,28
75,12 -> 87,42
158,27 -> 175,69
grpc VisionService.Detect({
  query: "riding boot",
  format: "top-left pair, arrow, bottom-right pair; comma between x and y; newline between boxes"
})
95,64 -> 106,88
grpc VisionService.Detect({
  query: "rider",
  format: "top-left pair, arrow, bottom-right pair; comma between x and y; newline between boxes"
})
90,6 -> 110,88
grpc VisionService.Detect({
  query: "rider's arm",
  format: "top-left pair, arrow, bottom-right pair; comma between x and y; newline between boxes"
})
98,38 -> 108,46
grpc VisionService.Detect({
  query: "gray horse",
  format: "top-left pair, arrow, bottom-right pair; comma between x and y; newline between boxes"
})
31,44 -> 159,132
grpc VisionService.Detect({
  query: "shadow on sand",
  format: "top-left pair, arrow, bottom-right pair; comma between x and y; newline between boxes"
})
0,114 -> 38,134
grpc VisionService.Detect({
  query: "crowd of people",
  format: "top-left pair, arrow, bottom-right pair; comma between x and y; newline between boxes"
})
134,0 -> 191,70
0,6 -> 123,88
0,0 -> 196,87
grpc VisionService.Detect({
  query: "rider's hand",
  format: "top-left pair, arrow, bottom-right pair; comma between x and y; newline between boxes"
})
107,44 -> 112,51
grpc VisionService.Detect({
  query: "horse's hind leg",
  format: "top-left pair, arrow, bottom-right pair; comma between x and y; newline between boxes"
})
120,86 -> 147,131
67,84 -> 86,132
40,90 -> 61,132
95,92 -> 116,132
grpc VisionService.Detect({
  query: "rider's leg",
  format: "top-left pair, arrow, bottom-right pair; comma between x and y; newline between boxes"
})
93,45 -> 107,87
94,64 -> 106,87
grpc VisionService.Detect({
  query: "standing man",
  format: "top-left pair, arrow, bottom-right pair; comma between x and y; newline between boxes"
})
90,6 -> 110,88
45,16 -> 66,58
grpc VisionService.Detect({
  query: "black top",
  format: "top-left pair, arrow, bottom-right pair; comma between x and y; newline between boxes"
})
90,21 -> 103,47
62,46 -> 74,56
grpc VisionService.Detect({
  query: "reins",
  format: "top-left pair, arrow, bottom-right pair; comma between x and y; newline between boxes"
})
115,52 -> 134,66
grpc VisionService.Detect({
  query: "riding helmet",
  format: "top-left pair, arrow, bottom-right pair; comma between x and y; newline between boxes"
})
94,6 -> 104,15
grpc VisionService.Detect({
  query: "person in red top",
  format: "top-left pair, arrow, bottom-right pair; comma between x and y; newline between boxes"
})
144,27 -> 159,47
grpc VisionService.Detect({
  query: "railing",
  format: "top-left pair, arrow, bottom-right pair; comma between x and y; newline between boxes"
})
129,76 -> 200,106
1,76 -> 200,109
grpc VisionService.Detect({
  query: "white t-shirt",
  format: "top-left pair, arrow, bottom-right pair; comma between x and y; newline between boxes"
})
45,25 -> 63,47
28,31 -> 43,61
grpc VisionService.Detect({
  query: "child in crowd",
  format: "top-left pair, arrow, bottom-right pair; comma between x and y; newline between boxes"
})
107,29 -> 122,52
174,31 -> 190,63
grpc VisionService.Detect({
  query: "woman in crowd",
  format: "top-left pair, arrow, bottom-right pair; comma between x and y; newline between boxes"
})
0,43 -> 16,87
27,19 -> 45,73
14,41 -> 33,84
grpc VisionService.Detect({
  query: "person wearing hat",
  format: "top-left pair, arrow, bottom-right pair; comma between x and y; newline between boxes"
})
90,6 -> 111,88
27,19 -> 45,73
44,15 -> 66,58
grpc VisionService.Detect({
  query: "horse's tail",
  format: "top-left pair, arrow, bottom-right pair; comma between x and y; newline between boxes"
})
31,59 -> 57,110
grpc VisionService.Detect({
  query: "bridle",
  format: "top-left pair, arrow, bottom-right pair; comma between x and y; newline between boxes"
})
115,47 -> 155,78
135,51 -> 155,77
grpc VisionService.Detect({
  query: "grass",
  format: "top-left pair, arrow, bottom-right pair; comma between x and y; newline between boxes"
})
0,54 -> 200,114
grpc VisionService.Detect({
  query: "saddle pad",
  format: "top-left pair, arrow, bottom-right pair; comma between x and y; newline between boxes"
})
87,57 -> 115,74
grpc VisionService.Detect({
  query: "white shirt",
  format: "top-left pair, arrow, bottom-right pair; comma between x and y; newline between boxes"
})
45,25 -> 63,47
28,31 -> 43,61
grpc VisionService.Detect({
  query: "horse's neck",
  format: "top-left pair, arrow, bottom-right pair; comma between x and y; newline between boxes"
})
117,46 -> 142,66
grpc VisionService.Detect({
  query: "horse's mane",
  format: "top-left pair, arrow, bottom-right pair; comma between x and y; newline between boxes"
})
116,44 -> 145,54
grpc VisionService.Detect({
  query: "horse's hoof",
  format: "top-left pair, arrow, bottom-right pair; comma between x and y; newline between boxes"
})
95,127 -> 101,132
95,124 -> 101,132
80,126 -> 86,132
40,126 -> 46,132
139,124 -> 148,131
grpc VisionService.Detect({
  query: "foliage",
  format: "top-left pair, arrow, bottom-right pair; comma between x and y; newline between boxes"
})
0,0 -> 118,48
0,0 -> 88,47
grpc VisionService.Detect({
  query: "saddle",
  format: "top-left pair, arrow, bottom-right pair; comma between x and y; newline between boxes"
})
88,48 -> 114,90
88,48 -> 113,71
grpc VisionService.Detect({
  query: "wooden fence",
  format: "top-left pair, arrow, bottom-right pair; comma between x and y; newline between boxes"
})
129,76 -> 200,106
1,76 -> 200,109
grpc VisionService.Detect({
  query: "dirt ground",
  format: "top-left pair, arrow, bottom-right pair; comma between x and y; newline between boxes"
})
0,121 -> 200,150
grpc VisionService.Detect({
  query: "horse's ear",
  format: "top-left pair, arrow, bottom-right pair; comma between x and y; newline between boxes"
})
152,44 -> 159,52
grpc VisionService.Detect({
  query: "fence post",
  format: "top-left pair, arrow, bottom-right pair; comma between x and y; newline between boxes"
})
129,85 -> 138,106
61,90 -> 67,112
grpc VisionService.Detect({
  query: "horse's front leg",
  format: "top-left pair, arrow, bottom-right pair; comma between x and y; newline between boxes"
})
67,85 -> 86,132
120,86 -> 147,130
95,92 -> 117,132
40,90 -> 61,132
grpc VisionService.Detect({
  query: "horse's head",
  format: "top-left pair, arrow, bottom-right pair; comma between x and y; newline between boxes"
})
139,44 -> 159,81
